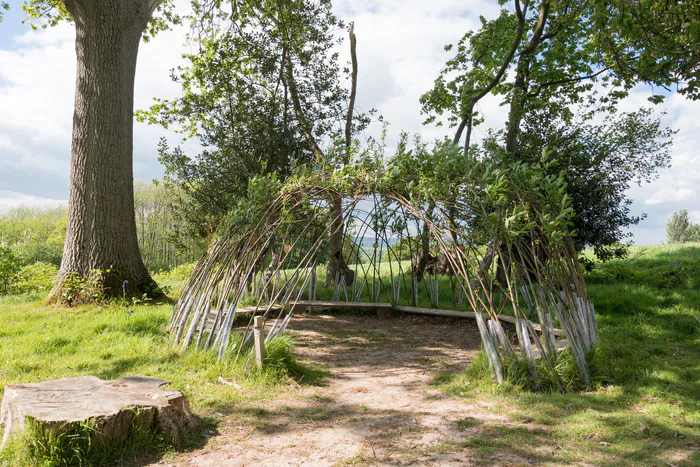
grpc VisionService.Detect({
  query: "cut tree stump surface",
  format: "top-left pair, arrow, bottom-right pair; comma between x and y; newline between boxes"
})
0,376 -> 194,446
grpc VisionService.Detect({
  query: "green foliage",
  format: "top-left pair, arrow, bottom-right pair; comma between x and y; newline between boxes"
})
595,0 -> 700,100
133,180 -> 206,270
12,262 -> 58,294
59,270 -> 108,307
0,181 -> 204,275
0,206 -> 67,267
156,262 -> 197,282
464,346 -> 609,393
20,0 -> 70,29
138,0 -> 370,238
382,236 -> 420,262
0,245 -> 22,295
518,107 -> 673,260
0,2 -> 8,22
19,0 -> 180,40
666,209 -> 700,244
420,0 -> 677,261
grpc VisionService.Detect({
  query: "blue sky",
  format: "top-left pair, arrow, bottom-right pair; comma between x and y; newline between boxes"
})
1,0 -> 698,245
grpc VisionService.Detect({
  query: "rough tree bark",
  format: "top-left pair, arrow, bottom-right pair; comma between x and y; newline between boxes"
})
47,0 -> 163,303
324,23 -> 359,287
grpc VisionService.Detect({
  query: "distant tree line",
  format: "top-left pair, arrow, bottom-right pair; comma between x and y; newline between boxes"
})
0,181 -> 204,272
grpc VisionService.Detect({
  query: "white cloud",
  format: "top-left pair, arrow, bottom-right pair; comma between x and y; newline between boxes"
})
0,0 -> 699,247
333,0 -> 502,144
0,191 -> 66,214
0,14 -> 189,184
644,185 -> 696,206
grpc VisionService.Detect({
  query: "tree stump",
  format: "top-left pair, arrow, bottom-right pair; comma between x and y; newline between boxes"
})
0,376 -> 195,447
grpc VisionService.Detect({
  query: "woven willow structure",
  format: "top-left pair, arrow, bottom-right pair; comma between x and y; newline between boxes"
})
168,160 -> 599,388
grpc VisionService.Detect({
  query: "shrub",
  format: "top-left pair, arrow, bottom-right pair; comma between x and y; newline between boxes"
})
160,262 -> 197,281
0,245 -> 22,295
13,262 -> 58,294
462,347 -> 609,393
60,269 -> 108,306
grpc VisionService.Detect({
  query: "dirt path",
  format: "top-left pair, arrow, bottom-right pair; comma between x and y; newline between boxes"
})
152,313 -> 532,466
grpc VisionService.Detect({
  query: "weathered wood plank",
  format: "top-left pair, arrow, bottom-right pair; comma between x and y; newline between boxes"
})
395,305 -> 476,319
291,300 -> 392,312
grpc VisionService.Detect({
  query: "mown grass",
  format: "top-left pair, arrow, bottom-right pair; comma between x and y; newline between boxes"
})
0,286 -> 328,466
2,245 -> 699,465
433,244 -> 700,465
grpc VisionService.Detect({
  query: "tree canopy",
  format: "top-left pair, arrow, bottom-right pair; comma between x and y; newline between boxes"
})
420,0 -> 680,259
667,209 -> 700,244
139,0 -> 368,237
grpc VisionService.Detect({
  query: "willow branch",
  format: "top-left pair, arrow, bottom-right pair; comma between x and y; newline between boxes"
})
452,0 -> 530,146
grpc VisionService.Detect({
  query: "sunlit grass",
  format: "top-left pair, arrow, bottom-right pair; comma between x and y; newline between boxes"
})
0,292 -> 327,466
432,244 -> 700,465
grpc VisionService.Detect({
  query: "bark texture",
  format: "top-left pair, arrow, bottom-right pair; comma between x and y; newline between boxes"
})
0,376 -> 194,447
325,195 -> 354,286
48,0 -> 163,302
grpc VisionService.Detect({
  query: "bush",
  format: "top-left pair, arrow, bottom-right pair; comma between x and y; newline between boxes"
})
157,262 -> 197,281
0,206 -> 66,267
0,245 -> 22,295
60,270 -> 108,306
461,347 -> 609,393
13,262 -> 58,294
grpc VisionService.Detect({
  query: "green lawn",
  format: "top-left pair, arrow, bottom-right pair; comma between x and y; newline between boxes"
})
0,288 -> 325,465
435,243 -> 700,465
0,244 -> 699,465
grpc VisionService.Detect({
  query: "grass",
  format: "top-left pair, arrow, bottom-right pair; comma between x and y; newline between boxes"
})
0,416 -> 170,467
432,243 -> 700,465
1,244 -> 699,465
0,285 -> 328,466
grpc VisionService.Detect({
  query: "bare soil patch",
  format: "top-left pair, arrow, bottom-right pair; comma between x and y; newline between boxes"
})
149,313 -> 547,466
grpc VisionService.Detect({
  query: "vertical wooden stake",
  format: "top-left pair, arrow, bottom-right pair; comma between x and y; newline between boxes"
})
310,264 -> 317,300
412,275 -> 418,307
254,316 -> 266,369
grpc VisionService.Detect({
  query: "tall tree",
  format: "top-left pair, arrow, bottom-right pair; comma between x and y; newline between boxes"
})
517,107 -> 673,259
22,0 -> 175,301
140,0 -> 366,284
666,209 -> 694,244
596,0 -> 700,101
421,0 -> 678,259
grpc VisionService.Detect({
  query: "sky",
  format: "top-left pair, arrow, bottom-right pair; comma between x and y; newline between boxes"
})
0,0 -> 698,245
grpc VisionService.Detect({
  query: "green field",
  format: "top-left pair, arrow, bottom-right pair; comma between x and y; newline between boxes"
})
1,244 -> 699,465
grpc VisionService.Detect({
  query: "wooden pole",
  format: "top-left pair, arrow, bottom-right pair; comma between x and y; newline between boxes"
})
412,275 -> 418,307
254,316 -> 266,369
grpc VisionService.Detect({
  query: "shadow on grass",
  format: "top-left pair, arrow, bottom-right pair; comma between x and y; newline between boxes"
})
428,245 -> 700,464
129,413 -> 219,467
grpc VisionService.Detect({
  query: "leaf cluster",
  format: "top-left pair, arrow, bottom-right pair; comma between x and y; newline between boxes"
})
139,0 -> 365,237
666,209 -> 700,244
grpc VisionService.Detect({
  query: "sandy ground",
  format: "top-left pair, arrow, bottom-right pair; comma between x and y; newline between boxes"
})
149,312 -> 539,466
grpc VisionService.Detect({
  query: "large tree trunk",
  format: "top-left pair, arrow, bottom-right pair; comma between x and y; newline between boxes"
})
325,195 -> 354,287
47,0 -> 162,303
324,24 -> 358,287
